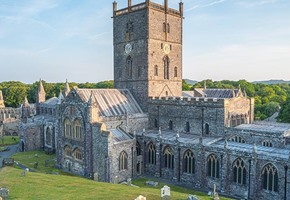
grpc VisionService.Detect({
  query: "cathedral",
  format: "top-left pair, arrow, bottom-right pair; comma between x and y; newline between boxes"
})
19,1 -> 290,199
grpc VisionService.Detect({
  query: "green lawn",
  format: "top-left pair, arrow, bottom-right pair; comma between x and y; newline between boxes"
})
0,167 -> 232,200
0,136 -> 19,146
10,150 -> 60,174
2,150 -> 233,200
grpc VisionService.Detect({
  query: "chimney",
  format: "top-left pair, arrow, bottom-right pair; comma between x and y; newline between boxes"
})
113,1 -> 117,16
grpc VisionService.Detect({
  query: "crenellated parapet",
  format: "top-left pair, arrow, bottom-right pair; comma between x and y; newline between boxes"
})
149,96 -> 225,107
113,0 -> 183,17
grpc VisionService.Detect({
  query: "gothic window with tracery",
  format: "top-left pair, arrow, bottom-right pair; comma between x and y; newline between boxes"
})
262,164 -> 278,192
119,151 -> 128,170
136,142 -> 141,156
74,119 -> 82,140
64,145 -> 72,157
148,143 -> 156,165
262,140 -> 273,147
164,147 -> 174,169
233,158 -> 247,185
230,136 -> 246,143
64,118 -> 71,138
207,154 -> 219,178
183,150 -> 195,174
73,148 -> 82,161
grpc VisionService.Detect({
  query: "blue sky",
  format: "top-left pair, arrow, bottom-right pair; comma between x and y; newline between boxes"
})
0,0 -> 290,83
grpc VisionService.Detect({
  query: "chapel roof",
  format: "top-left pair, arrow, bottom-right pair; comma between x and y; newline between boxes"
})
235,121 -> 290,135
185,88 -> 244,99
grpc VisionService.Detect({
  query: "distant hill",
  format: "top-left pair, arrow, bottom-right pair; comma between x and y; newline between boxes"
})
252,80 -> 290,85
184,79 -> 198,85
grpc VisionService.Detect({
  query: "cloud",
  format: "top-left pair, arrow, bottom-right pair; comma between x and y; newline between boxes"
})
185,0 -> 226,12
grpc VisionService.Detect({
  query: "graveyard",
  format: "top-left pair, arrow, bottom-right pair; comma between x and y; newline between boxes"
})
0,150 -> 233,200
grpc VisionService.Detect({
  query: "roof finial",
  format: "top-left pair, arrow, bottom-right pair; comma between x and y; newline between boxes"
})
204,80 -> 207,89
64,79 -> 70,97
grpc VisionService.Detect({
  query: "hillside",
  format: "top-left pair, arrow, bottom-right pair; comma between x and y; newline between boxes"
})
252,79 -> 290,85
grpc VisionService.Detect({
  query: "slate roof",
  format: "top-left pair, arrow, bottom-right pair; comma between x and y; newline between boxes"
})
44,97 -> 60,105
109,128 -> 133,143
75,88 -> 143,117
236,121 -> 290,135
194,88 -> 239,99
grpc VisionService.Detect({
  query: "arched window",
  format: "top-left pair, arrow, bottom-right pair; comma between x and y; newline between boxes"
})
262,141 -> 272,147
73,148 -> 82,161
74,119 -> 82,140
262,164 -> 278,192
207,154 -> 219,178
46,127 -> 51,145
126,56 -> 133,79
230,136 -> 246,143
164,56 -> 170,80
164,147 -> 174,169
154,119 -> 158,128
169,120 -> 173,130
119,151 -> 128,170
205,123 -> 209,135
174,67 -> 177,77
233,158 -> 247,185
64,118 -> 71,138
148,143 -> 156,165
64,145 -> 72,157
154,65 -> 158,76
136,142 -> 141,156
186,122 -> 190,133
183,150 -> 195,174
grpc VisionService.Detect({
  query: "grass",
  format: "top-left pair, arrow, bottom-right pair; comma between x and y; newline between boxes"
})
10,150 -> 59,174
3,150 -> 233,200
0,136 -> 19,146
0,167 -> 233,200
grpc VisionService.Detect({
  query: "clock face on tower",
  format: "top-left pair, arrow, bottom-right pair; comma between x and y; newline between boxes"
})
125,43 -> 132,54
163,44 -> 170,54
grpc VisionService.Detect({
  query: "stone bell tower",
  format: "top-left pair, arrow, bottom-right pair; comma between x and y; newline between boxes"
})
113,0 -> 183,111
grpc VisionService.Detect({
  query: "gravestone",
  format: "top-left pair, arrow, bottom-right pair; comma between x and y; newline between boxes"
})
146,181 -> 158,187
187,195 -> 199,200
0,188 -> 9,200
135,195 -> 146,200
2,158 -> 14,167
21,170 -> 26,177
161,185 -> 170,200
94,172 -> 99,181
34,162 -> 38,169
45,160 -> 49,167
113,176 -> 118,184
127,178 -> 131,186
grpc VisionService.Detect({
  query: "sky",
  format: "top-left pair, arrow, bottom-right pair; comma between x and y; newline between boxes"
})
0,0 -> 290,83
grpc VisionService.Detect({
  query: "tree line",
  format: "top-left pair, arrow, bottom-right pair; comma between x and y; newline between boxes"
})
1,79 -> 290,123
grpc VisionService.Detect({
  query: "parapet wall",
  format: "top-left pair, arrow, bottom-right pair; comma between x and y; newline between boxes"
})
149,96 -> 225,107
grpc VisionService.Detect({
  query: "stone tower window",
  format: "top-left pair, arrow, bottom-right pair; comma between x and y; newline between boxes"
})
119,151 -> 128,170
233,158 -> 247,185
126,56 -> 133,79
183,150 -> 195,174
148,143 -> 156,165
262,164 -> 278,192
186,122 -> 190,133
169,120 -> 173,130
164,146 -> 174,169
167,23 -> 170,33
154,65 -> 158,76
174,67 -> 178,77
207,154 -> 219,178
163,56 -> 170,80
